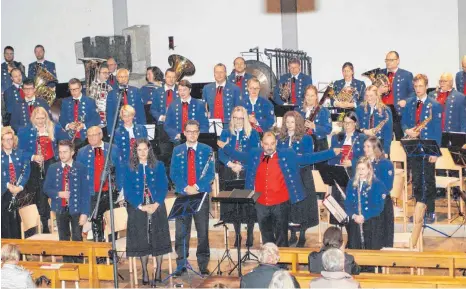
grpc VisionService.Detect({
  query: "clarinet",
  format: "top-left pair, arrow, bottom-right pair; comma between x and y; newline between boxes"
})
143,174 -> 152,243
357,183 -> 365,249
200,151 -> 214,179
8,162 -> 28,213
36,134 -> 44,180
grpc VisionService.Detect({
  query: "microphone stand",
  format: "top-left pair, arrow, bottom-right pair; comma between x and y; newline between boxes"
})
90,88 -> 123,288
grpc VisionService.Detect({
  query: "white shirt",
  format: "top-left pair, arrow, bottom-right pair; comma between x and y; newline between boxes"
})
61,160 -> 74,168
124,125 -> 135,138
288,132 -> 294,147
305,106 -> 315,119
186,142 -> 198,151
343,134 -> 353,146
417,95 -> 427,103
181,96 -> 192,104
25,97 -> 36,104
249,97 -> 258,111
292,73 -> 301,79
216,81 -> 226,89
235,72 -> 245,77
388,68 -> 399,74
72,94 -> 83,102
165,84 -> 175,92
92,141 -> 104,150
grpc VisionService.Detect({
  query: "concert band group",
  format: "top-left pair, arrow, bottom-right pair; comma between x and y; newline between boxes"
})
2,44 -> 466,281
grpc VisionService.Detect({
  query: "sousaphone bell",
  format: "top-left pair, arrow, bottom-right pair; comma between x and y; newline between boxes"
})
168,54 -> 195,82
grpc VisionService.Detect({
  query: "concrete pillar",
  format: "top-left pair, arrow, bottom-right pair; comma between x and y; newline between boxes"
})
112,0 -> 128,35
280,0 -> 298,50
458,0 -> 466,64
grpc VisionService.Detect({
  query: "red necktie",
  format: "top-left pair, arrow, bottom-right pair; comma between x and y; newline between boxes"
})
73,99 -> 81,139
123,89 -> 128,105
236,76 -> 243,88
415,100 -> 423,125
94,148 -> 108,192
214,86 -> 224,121
8,162 -> 16,184
291,78 -> 297,104
250,111 -> 263,133
166,89 -> 173,107
109,74 -> 115,85
182,102 -> 189,132
383,72 -> 395,105
130,138 -> 136,150
437,91 -> 449,131
19,87 -> 25,99
62,165 -> 70,207
187,148 -> 196,186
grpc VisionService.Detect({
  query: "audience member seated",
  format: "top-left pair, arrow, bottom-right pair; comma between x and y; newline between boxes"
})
268,270 -> 300,289
1,244 -> 36,288
309,248 -> 360,289
240,242 -> 300,288
308,226 -> 360,275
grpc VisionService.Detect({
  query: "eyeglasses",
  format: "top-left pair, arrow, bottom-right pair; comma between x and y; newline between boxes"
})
87,133 -> 102,137
23,87 -> 34,91
249,87 -> 260,90
233,117 -> 244,120
439,80 -> 450,83
384,58 -> 398,62
343,121 -> 355,125
100,71 -> 109,75
185,130 -> 199,134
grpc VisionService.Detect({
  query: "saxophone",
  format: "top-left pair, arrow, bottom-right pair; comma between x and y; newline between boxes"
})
367,109 -> 390,136
403,105 -> 432,140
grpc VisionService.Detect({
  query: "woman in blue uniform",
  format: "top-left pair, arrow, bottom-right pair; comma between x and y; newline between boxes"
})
345,157 -> 386,250
298,85 -> 332,151
362,136 -> 395,247
333,62 -> 366,111
114,105 -> 148,161
17,107 -> 69,233
356,85 -> 393,155
277,111 -> 318,247
123,139 -> 171,285
218,106 -> 260,247
140,66 -> 164,105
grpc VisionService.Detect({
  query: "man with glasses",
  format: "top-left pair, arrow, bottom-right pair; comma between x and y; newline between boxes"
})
59,78 -> 100,150
227,57 -> 253,99
380,51 -> 415,140
455,55 -> 466,95
90,63 -> 113,140
106,68 -> 146,137
202,63 -> 241,123
170,119 -> 215,276
1,46 -> 25,93
164,80 -> 208,143
10,79 -> 50,131
241,77 -> 275,132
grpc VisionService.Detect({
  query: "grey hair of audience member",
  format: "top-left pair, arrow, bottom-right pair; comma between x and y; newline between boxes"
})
322,248 -> 345,272
258,242 -> 280,264
268,270 -> 296,289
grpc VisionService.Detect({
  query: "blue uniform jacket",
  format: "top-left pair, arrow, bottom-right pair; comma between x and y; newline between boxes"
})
380,68 -> 414,115
227,72 -> 253,99
428,89 -> 466,133
277,134 -> 314,157
106,86 -> 146,136
328,132 -> 366,166
44,161 -> 90,215
401,96 -> 442,145
123,161 -> 168,207
455,71 -> 465,94
202,82 -> 241,123
297,106 -> 332,140
170,143 -> 215,194
114,124 -> 148,159
11,97 -> 51,132
17,124 -> 69,159
218,129 -> 260,168
59,95 -> 100,140
241,96 -> 275,131
139,83 -> 161,104
222,146 -> 336,204
28,60 -> 57,79
149,85 -> 179,123
372,158 -> 394,193
4,85 -> 23,113
333,78 -> 366,104
1,62 -> 25,93
163,98 -> 209,142
273,73 -> 313,106
345,177 -> 386,220
76,143 -> 123,194
1,149 -> 31,195
355,105 -> 393,153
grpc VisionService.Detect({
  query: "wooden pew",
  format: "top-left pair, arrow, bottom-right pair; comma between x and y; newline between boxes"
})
2,239 -> 113,288
279,247 -> 466,277
18,261 -> 79,288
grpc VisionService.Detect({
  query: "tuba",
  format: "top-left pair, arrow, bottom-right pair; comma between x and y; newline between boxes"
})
34,66 -> 57,106
362,68 -> 390,98
79,58 -> 108,96
168,54 -> 195,82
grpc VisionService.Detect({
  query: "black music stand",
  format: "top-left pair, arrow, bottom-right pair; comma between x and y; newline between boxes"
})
163,193 -> 209,283
317,165 -> 350,225
274,104 -> 297,117
401,139 -> 446,236
442,132 -> 466,167
212,189 -> 260,277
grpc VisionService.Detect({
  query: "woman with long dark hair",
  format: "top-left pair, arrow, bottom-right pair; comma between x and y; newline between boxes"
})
333,62 -> 366,109
140,66 -> 164,105
123,139 -> 172,285
277,111 -> 319,247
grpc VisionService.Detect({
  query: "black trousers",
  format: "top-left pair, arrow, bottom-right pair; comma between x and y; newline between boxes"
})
255,201 -> 290,247
90,191 -> 110,242
56,208 -> 83,263
1,190 -> 21,239
175,197 -> 210,271
411,156 -> 436,213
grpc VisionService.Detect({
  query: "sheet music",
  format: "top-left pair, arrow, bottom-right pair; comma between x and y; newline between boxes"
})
197,192 -> 208,212
144,124 -> 156,140
40,263 -> 64,269
209,119 -> 223,136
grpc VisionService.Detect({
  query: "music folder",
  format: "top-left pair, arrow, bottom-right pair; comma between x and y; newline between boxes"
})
212,189 -> 260,204
400,139 -> 441,158
318,164 -> 350,189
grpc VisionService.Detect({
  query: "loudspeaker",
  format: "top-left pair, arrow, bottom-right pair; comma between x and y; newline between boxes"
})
169,36 -> 175,50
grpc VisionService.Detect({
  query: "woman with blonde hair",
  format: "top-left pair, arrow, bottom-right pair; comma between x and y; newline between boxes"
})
17,106 -> 69,233
114,105 -> 148,161
299,85 -> 332,151
345,157 -> 386,250
277,111 -> 318,247
1,126 -> 31,238
356,85 -> 393,154
218,106 -> 260,247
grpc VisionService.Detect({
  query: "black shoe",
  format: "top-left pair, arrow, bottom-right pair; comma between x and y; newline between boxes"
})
296,236 -> 306,248
173,267 -> 186,277
233,239 -> 239,248
200,268 -> 210,276
425,213 -> 436,224
289,234 -> 298,246
142,271 -> 150,285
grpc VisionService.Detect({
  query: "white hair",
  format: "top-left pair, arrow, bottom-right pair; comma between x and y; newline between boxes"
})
258,242 -> 279,264
322,248 -> 345,272
268,270 -> 296,289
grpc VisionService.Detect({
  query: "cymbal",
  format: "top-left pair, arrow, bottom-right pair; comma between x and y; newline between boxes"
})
245,60 -> 277,98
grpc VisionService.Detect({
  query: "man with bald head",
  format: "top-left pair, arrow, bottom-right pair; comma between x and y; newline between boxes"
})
105,68 -> 146,136
380,51 -> 414,140
455,56 -> 466,95
429,73 -> 466,132
106,57 -> 118,87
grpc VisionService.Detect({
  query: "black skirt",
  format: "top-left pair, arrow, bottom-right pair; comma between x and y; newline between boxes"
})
290,166 -> 319,228
1,190 -> 21,239
219,164 -> 257,224
380,196 -> 394,247
126,203 -> 172,257
347,215 -> 383,250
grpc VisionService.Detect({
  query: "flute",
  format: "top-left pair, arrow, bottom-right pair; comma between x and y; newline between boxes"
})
143,175 -> 152,243
357,183 -> 365,249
